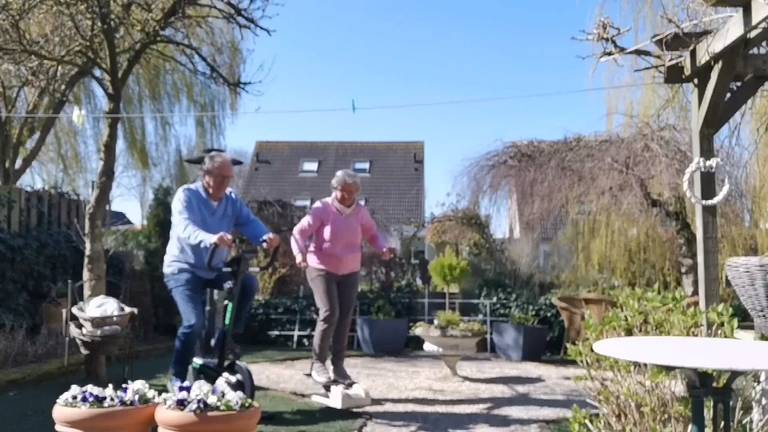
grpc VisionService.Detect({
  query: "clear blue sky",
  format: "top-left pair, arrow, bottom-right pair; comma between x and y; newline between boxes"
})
116,1 -> 612,226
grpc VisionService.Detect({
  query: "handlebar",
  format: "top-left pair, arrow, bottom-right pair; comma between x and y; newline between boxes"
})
206,240 -> 279,273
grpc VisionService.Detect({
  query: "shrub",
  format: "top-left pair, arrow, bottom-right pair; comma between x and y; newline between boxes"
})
568,288 -> 740,431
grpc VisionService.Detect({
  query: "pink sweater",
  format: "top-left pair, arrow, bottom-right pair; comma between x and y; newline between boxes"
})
291,198 -> 386,275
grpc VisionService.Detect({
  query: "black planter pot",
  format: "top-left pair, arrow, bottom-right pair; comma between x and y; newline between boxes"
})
357,317 -> 408,355
492,322 -> 548,361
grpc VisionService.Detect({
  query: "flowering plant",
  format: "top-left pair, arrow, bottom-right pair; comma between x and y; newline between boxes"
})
158,376 -> 255,413
56,380 -> 158,408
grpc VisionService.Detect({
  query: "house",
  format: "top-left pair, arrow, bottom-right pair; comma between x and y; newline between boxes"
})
241,141 -> 425,246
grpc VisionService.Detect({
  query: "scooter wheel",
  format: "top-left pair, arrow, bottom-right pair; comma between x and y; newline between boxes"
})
231,360 -> 256,399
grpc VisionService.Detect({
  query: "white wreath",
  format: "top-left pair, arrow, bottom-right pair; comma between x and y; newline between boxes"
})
682,158 -> 730,206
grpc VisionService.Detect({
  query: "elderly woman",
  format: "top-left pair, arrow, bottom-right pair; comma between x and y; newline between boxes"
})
291,169 -> 392,385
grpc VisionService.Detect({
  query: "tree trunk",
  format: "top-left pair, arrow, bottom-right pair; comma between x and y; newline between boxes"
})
83,99 -> 121,300
82,98 -> 121,386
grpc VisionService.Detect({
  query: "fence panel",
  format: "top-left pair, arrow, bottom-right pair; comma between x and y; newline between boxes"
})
0,186 -> 85,233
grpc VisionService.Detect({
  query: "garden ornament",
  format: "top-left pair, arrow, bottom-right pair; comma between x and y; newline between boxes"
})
682,157 -> 730,206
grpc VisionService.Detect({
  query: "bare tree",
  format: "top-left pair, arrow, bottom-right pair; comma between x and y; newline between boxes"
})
464,125 -> 701,294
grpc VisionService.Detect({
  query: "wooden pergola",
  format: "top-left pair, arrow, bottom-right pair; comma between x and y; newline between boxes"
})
664,0 -> 768,311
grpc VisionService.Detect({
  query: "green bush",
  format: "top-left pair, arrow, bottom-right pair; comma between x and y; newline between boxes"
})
435,310 -> 463,329
0,230 -> 83,330
568,288 -> 739,431
358,255 -> 421,319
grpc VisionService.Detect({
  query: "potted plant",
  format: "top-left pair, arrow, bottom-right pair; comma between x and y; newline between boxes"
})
52,380 -> 158,432
553,275 -> 617,343
427,248 -> 470,313
357,297 -> 410,356
154,377 -> 261,432
357,258 -> 415,356
492,305 -> 548,362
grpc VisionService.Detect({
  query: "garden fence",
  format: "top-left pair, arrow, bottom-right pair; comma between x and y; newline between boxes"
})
0,186 -> 85,233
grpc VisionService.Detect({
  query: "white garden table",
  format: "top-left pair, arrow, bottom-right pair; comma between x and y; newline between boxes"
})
593,336 -> 768,432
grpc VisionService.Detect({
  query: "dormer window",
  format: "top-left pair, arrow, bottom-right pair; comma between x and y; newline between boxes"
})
299,159 -> 319,175
292,197 -> 312,210
352,160 -> 371,175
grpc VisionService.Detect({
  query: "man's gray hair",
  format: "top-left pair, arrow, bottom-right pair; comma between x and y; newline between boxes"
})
331,169 -> 361,190
202,151 -> 231,173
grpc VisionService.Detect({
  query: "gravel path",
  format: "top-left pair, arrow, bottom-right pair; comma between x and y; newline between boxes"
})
250,354 -> 589,431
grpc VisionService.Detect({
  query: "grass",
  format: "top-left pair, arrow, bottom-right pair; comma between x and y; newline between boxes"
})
2,344 -> 365,432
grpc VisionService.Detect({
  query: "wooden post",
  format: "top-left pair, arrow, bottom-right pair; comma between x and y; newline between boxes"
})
27,191 -> 38,231
0,186 -> 8,231
664,2 -> 768,313
9,187 -> 20,233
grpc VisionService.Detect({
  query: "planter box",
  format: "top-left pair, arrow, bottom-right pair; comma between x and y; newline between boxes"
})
357,317 -> 408,355
52,404 -> 156,432
492,322 -> 547,361
155,405 -> 261,432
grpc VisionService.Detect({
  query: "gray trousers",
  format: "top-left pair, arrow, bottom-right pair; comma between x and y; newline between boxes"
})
306,266 -> 359,366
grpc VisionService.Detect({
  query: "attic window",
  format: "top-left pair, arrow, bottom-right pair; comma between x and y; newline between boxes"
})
299,159 -> 319,175
292,197 -> 312,209
351,160 -> 371,175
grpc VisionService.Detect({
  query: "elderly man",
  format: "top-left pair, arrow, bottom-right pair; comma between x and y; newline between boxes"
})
163,151 -> 279,385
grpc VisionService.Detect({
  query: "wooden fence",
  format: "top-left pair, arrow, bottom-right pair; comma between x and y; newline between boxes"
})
0,186 -> 86,233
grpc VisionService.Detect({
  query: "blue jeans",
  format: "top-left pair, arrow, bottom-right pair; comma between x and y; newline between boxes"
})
165,271 -> 258,381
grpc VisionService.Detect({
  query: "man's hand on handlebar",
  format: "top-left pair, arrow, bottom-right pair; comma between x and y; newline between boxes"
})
263,233 -> 281,250
213,232 -> 235,249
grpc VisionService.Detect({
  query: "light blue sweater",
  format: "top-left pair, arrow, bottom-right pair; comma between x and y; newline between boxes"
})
162,181 -> 271,278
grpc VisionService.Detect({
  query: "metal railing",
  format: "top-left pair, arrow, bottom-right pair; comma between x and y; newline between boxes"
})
265,293 -> 508,353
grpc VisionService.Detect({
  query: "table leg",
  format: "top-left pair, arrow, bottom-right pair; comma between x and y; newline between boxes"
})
684,371 -> 712,432
682,370 -> 742,432
690,388 -> 707,432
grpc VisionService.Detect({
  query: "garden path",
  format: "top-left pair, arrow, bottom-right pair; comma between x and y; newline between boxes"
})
250,353 -> 589,431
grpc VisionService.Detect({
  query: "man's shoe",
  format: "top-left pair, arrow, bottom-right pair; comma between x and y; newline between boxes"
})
310,361 -> 332,385
331,364 -> 354,385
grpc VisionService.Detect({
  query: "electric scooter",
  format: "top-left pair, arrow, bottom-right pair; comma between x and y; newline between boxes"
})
190,240 -> 278,398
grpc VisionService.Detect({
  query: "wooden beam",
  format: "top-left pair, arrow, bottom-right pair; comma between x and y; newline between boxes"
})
704,0 -> 749,6
698,54 -> 738,132
691,84 -> 721,311
713,76 -> 767,131
684,1 -> 768,78
668,54 -> 768,83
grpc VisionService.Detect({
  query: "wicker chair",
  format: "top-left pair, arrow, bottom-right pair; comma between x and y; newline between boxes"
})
725,256 -> 768,335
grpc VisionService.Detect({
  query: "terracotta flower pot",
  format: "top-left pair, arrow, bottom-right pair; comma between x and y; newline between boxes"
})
552,296 -> 585,344
51,404 -> 156,432
154,405 -> 262,432
579,293 -> 615,323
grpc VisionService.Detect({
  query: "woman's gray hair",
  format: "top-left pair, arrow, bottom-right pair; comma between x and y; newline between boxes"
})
331,169 -> 361,190
202,151 -> 231,173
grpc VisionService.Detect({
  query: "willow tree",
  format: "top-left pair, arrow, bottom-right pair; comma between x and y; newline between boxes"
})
465,126 -> 696,293
0,0 -> 273,300
0,4 -> 93,186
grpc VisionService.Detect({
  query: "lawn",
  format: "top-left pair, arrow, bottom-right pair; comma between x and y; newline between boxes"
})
2,345 -> 365,432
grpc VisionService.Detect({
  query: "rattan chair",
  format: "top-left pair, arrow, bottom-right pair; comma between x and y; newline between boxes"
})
725,256 -> 768,335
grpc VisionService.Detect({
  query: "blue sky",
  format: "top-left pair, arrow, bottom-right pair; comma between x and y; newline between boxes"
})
115,1 -> 612,226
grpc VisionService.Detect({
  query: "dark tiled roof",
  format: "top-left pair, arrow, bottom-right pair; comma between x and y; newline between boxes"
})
106,210 -> 134,228
242,141 -> 425,228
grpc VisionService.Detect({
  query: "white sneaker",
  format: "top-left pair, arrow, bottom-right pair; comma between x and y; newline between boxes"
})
310,361 -> 332,385
331,364 -> 354,385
